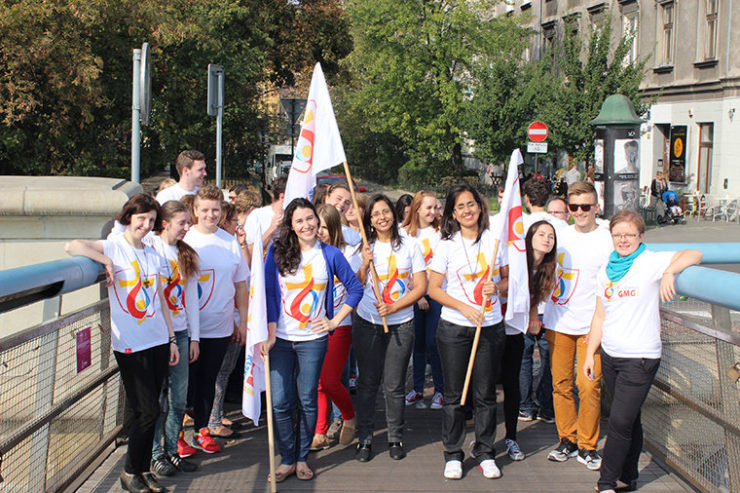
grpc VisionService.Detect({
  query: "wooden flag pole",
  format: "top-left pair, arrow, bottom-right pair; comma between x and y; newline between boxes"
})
341,161 -> 390,333
263,353 -> 277,492
460,238 -> 500,406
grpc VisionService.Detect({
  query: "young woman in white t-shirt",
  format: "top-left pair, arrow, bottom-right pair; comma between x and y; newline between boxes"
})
65,193 -> 179,493
262,198 -> 362,482
150,200 -> 201,475
183,185 -> 249,455
583,210 -> 701,493
353,194 -> 427,463
310,204 -> 362,450
400,191 -> 445,409
428,184 -> 508,480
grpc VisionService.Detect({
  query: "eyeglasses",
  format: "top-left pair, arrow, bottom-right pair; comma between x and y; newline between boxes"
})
370,209 -> 393,219
548,210 -> 568,216
611,233 -> 640,240
568,203 -> 595,212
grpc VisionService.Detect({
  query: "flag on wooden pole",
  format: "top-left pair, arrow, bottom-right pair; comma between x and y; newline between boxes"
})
494,149 -> 530,333
283,62 -> 346,206
242,226 -> 268,425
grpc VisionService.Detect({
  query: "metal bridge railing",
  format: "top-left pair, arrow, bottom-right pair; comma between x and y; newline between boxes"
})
0,258 -> 121,493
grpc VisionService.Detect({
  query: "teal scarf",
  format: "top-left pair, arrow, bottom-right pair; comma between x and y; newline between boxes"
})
606,243 -> 646,282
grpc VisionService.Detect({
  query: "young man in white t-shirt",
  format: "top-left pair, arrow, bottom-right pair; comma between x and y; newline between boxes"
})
522,178 -> 568,234
156,150 -> 207,204
543,181 -> 613,470
245,175 -> 287,261
325,182 -> 362,246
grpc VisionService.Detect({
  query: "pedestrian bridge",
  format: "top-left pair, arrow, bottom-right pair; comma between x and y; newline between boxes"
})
0,243 -> 738,493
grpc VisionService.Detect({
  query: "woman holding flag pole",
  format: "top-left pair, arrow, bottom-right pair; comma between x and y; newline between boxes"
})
262,198 -> 362,482
428,183 -> 508,480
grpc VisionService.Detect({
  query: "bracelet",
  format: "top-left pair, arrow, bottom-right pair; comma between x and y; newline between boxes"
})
169,336 -> 177,344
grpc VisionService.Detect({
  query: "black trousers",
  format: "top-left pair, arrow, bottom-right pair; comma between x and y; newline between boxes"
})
115,344 -> 169,474
500,333 -> 524,441
189,336 -> 231,431
437,319 -> 505,462
598,352 -> 660,491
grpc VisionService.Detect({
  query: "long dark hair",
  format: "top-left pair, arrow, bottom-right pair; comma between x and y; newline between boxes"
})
157,200 -> 199,281
274,198 -> 318,276
526,220 -> 558,306
364,194 -> 402,250
440,184 -> 489,243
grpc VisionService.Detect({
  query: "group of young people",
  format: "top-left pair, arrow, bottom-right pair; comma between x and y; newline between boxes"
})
65,149 -> 702,493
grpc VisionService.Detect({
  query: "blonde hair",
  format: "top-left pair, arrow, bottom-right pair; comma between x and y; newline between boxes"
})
609,209 -> 645,234
401,191 -> 440,237
157,178 -> 177,192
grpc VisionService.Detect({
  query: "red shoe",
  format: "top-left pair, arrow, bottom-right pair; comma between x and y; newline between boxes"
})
192,428 -> 220,454
178,431 -> 197,458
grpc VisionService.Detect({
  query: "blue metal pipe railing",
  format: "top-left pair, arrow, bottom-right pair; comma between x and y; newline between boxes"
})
674,266 -> 740,311
646,242 -> 740,264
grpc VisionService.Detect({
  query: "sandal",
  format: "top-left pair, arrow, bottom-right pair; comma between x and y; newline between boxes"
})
268,464 -> 296,483
209,425 -> 234,438
296,463 -> 314,481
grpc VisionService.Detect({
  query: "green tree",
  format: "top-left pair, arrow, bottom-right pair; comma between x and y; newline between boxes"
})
342,0 -> 529,185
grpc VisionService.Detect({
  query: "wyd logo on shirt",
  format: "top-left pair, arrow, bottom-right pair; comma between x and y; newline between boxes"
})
197,269 -> 215,310
378,254 -> 409,304
285,264 -> 327,329
162,260 -> 185,316
113,260 -> 156,324
551,251 -> 579,305
604,283 -> 639,301
421,238 -> 434,266
457,252 -> 497,313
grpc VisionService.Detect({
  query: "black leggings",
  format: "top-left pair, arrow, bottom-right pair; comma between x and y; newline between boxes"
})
115,344 -> 169,474
189,336 -> 231,431
500,333 -> 524,441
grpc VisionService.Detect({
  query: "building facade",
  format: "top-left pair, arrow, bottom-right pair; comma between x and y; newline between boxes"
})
504,0 -> 739,198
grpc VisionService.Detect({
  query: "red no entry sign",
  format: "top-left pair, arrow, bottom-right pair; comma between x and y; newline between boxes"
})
527,121 -> 549,142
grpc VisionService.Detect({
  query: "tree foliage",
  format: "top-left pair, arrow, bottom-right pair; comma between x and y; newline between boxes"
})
0,0 -> 351,177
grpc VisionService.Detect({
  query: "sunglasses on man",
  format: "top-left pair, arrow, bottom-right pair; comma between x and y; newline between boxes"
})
567,203 -> 596,212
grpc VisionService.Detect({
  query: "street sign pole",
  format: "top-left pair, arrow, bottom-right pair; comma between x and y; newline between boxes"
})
131,48 -> 141,184
208,64 -> 225,188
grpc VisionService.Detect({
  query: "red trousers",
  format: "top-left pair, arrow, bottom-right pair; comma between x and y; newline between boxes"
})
315,325 -> 355,434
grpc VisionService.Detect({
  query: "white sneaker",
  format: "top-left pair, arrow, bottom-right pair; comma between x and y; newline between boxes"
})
443,460 -> 463,479
430,391 -> 444,409
478,459 -> 501,479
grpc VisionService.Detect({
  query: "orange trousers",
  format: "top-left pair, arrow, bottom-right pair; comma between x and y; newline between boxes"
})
546,330 -> 602,451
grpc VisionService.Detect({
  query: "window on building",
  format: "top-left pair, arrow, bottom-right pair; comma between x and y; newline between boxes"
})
542,22 -> 556,64
660,1 -> 675,65
697,123 -> 714,193
623,13 -> 639,64
704,0 -> 718,59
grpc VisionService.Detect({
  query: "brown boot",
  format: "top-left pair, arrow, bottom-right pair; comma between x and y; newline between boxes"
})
310,433 -> 330,451
339,416 -> 357,445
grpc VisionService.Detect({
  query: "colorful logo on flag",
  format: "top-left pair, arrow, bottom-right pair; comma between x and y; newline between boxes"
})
507,204 -> 526,253
197,269 -> 215,310
292,100 -> 317,174
113,261 -> 156,323
284,264 -> 327,329
551,251 -> 579,305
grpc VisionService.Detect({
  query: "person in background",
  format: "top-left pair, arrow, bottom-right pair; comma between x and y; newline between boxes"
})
228,183 -> 248,203
158,178 -> 177,194
544,181 -> 612,471
156,150 -> 207,204
262,198 -> 362,482
584,210 -> 701,493
65,194 -> 179,493
344,193 -> 367,234
395,193 -> 413,224
149,201 -> 201,477
181,195 -> 196,224
401,191 -> 444,410
650,171 -> 668,208
312,183 -> 331,207
325,182 -> 362,246
310,204 -> 362,450
245,175 -> 287,260
184,185 -> 248,454
234,191 -> 262,265
428,184 -> 507,481
354,194 -> 427,463
546,198 -> 570,225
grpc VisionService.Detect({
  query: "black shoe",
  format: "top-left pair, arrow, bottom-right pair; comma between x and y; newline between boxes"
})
355,443 -> 372,462
119,472 -> 151,493
151,455 -> 176,477
167,454 -> 198,472
142,472 -> 167,492
388,442 -> 406,460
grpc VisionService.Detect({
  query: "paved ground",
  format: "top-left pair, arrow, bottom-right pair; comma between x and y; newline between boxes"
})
76,392 -> 691,493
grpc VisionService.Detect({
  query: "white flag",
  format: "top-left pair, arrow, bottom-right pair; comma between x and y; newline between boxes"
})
283,63 -> 347,206
242,226 -> 268,425
494,149 -> 530,332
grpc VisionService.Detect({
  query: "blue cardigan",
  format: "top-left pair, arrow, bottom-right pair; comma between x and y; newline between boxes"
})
265,241 -> 363,325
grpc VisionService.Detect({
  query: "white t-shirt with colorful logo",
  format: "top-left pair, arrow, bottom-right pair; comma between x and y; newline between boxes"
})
597,250 -> 673,359
402,225 -> 444,292
333,244 -> 362,328
356,238 -> 426,325
544,225 -> 613,335
429,229 -> 505,327
277,243 -> 329,341
184,228 -> 249,339
148,235 -> 200,340
105,235 -> 168,353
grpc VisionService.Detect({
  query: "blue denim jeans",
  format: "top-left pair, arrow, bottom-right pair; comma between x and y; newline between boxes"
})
519,328 -> 554,418
412,298 -> 444,394
152,330 -> 189,458
269,336 -> 328,465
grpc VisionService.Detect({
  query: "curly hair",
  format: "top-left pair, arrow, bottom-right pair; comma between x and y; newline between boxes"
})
273,198 -> 318,276
525,220 -> 558,306
440,184 -> 489,243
